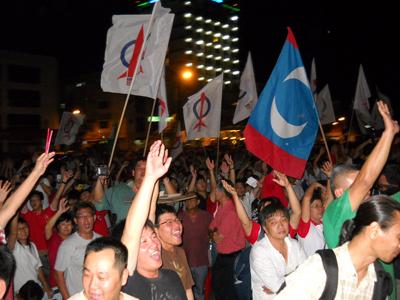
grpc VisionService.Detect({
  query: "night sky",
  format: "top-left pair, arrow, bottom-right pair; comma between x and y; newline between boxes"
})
1,1 -> 399,117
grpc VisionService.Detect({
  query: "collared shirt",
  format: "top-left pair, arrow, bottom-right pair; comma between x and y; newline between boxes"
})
275,242 -> 377,300
209,199 -> 246,254
250,235 -> 306,300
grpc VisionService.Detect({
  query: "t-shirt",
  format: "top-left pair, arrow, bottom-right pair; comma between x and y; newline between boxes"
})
161,246 -> 194,290
21,207 -> 56,251
93,210 -> 110,236
209,200 -> 246,254
55,232 -> 101,296
68,290 -> 138,300
179,210 -> 212,268
123,269 -> 186,300
47,232 -> 64,287
297,219 -> 325,257
95,183 -> 135,223
13,241 -> 42,292
323,189 -> 397,300
323,189 -> 355,249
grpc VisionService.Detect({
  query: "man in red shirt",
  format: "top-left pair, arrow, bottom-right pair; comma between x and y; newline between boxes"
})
209,179 -> 246,300
21,189 -> 61,277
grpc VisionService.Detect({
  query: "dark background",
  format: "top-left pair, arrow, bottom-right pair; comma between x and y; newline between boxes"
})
1,0 -> 398,116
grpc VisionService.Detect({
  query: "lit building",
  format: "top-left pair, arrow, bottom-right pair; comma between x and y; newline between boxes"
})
0,50 -> 59,152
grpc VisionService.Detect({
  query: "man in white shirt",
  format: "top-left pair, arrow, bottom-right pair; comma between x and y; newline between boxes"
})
68,237 -> 137,300
55,202 -> 101,299
250,202 -> 306,299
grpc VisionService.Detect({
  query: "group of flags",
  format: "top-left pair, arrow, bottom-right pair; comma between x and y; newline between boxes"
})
53,2 -> 390,180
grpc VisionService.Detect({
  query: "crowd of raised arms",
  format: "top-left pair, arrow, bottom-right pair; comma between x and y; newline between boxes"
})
1,101 -> 400,300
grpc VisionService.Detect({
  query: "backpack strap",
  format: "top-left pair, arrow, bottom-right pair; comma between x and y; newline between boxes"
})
372,261 -> 393,300
316,249 -> 339,300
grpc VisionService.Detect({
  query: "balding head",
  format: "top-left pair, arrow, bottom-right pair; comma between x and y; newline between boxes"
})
331,164 -> 359,198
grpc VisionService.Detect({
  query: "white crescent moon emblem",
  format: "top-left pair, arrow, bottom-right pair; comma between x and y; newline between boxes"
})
270,67 -> 308,139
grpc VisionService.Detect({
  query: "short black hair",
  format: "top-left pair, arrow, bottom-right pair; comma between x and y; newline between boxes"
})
74,201 -> 96,218
155,204 -> 176,225
257,197 -> 281,218
0,245 -> 16,287
85,237 -> 128,273
258,201 -> 289,228
111,219 -> 155,241
28,190 -> 44,201
17,280 -> 43,300
55,212 -> 74,231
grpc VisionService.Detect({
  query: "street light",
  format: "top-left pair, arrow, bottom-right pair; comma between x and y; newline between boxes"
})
72,109 -> 81,115
181,68 -> 194,81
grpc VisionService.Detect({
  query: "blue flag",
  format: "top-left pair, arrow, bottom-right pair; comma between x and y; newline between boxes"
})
244,27 -> 318,179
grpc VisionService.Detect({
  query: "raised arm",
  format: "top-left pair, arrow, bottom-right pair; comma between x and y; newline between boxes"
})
224,154 -> 236,184
352,138 -> 372,159
301,182 -> 324,223
206,158 -> 217,203
45,199 -> 69,240
222,180 -> 253,236
187,165 -> 197,192
320,161 -> 334,208
0,152 -> 55,229
0,180 -> 12,210
272,170 -> 301,230
349,101 -> 399,211
121,141 -> 171,274
49,170 -> 72,211
89,176 -> 109,203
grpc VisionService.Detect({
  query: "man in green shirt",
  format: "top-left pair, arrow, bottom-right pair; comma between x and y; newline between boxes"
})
323,101 -> 399,300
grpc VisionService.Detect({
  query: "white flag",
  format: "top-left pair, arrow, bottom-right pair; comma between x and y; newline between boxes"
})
233,52 -> 258,124
171,122 -> 183,159
158,68 -> 169,133
353,64 -> 372,134
371,88 -> 393,130
310,57 -> 317,94
55,112 -> 85,146
316,84 -> 336,125
183,74 -> 223,140
101,3 -> 174,99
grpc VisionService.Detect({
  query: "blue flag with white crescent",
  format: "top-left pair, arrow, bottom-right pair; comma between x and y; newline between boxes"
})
244,27 -> 318,179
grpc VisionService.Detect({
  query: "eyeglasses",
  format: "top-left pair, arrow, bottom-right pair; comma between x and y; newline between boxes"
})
156,218 -> 182,227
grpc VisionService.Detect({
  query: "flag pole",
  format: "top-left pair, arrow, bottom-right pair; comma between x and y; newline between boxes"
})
108,2 -> 160,168
313,94 -> 332,165
143,98 -> 157,157
317,118 -> 332,165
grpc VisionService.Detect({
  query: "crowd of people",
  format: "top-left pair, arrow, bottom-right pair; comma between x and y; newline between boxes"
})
1,101 -> 400,300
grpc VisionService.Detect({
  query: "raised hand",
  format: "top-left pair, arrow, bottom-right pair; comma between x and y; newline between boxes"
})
190,165 -> 197,177
0,180 -> 12,204
62,169 -> 74,183
146,140 -> 172,180
321,161 -> 333,178
378,100 -> 399,135
206,157 -> 215,170
58,198 -> 70,213
221,179 -> 237,196
224,153 -> 234,168
272,170 -> 290,188
32,152 -> 55,177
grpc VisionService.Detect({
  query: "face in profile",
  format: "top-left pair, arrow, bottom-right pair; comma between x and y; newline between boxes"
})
263,210 -> 289,241
133,160 -> 146,188
137,226 -> 162,277
373,212 -> 400,263
83,248 -> 128,300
